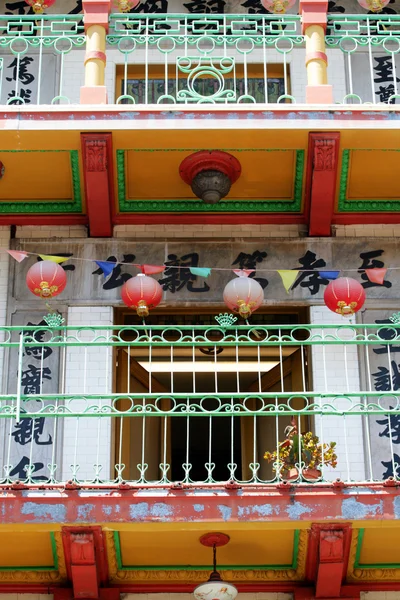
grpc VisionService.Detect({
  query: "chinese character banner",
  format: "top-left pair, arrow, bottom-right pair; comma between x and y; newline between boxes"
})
9,239 -> 400,304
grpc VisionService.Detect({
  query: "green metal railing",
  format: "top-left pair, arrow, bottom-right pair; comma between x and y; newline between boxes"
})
107,13 -> 303,104
0,12 -> 399,106
0,322 -> 399,486
0,14 -> 85,105
326,14 -> 400,104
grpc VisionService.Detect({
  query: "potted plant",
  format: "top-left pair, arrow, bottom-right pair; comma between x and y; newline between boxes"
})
263,418 -> 337,481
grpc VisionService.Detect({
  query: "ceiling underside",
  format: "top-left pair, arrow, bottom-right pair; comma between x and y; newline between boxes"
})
1,523 -> 400,586
0,127 -> 399,223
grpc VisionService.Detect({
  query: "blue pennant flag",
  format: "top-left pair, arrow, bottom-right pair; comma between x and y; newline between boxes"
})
320,270 -> 340,280
95,260 -> 116,278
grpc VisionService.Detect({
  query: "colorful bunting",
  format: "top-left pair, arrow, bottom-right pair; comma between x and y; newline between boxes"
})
320,271 -> 340,280
277,270 -> 299,294
94,260 -> 116,278
38,254 -> 71,264
365,268 -> 388,285
190,267 -> 211,278
7,250 -> 28,263
233,269 -> 255,278
140,264 -> 166,275
1,249 -> 397,295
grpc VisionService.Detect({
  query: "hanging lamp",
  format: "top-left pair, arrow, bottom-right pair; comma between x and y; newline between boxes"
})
193,533 -> 238,600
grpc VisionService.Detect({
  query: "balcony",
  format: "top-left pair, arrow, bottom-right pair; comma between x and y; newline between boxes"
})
1,320 -> 400,488
0,12 -> 399,107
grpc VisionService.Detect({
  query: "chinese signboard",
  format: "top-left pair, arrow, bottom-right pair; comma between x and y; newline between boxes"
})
9,239 -> 400,305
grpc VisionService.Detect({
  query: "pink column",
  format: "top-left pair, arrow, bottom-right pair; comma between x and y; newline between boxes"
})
80,0 -> 111,105
299,0 -> 334,104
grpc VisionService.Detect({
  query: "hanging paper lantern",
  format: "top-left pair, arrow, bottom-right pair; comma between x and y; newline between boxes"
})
121,274 -> 163,317
223,276 -> 264,319
324,277 -> 366,317
112,0 -> 140,12
356,0 -> 390,12
261,0 -> 296,13
25,0 -> 57,14
26,260 -> 67,299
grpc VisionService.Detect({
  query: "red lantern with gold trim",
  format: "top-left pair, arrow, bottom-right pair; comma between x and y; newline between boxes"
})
261,0 -> 296,13
26,260 -> 67,299
112,0 -> 140,11
324,277 -> 366,317
121,274 -> 163,317
25,0 -> 57,14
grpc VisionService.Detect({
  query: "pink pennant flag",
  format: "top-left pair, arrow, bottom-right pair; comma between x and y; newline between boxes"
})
141,264 -> 166,275
233,269 -> 255,278
365,268 -> 388,285
7,250 -> 28,263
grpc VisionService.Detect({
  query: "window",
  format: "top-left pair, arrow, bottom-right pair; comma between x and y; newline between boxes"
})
114,310 -> 309,484
116,64 -> 290,104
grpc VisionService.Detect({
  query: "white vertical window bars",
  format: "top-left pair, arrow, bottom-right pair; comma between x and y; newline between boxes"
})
363,326 -> 374,482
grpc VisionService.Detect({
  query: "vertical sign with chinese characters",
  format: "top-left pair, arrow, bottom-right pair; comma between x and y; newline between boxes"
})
1,311 -> 62,483
362,307 -> 400,481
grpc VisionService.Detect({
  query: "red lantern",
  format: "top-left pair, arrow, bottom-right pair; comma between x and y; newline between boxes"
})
25,0 -> 57,13
261,0 -> 296,13
357,0 -> 390,12
324,277 -> 366,317
112,0 -> 140,11
26,260 -> 67,299
223,276 -> 264,319
121,274 -> 163,317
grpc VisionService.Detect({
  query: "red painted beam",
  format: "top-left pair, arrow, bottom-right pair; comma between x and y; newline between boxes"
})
1,485 -> 400,524
62,526 -> 110,599
307,132 -> 340,237
0,216 -> 87,226
306,524 -> 352,596
113,214 -> 307,225
81,133 -> 113,237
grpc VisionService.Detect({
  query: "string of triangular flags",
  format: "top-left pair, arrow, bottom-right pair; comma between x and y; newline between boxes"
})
4,249 -> 390,294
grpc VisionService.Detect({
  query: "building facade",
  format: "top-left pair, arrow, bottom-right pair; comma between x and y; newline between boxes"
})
0,0 -> 399,599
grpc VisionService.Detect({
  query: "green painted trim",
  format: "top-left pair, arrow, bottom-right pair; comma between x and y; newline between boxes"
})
114,529 -> 299,572
117,149 -> 304,213
0,532 -> 56,571
353,528 -> 400,570
0,150 -> 82,214
338,149 -> 400,213
292,528 -> 300,570
114,530 -> 123,570
50,532 -> 59,571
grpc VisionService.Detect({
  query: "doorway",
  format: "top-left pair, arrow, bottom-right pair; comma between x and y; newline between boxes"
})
114,309 -> 309,484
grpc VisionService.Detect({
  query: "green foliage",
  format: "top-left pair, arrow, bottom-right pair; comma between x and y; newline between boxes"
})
264,419 -> 337,476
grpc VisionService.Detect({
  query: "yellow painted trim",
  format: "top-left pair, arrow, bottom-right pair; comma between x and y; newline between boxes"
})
104,530 -> 308,583
347,530 -> 400,583
0,532 -> 67,584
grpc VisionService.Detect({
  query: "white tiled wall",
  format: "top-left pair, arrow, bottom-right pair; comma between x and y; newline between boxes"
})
0,227 -> 10,394
113,224 -> 307,238
334,225 -> 400,238
61,306 -> 113,482
15,226 -> 88,239
0,596 -> 53,600
310,306 -> 366,482
361,593 -> 400,600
